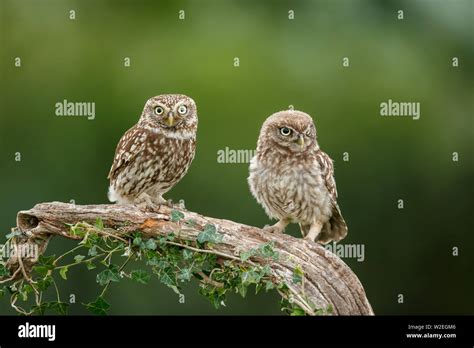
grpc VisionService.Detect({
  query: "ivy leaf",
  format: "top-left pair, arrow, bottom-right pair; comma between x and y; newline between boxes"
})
0,286 -> 6,298
197,224 -> 223,244
86,261 -> 96,270
96,264 -> 120,286
199,286 -> 225,309
133,236 -> 142,247
74,255 -> 85,263
261,264 -> 272,276
170,210 -> 185,222
88,245 -> 98,256
31,302 -> 49,315
33,254 -> 56,277
144,239 -> 157,250
156,259 -> 170,269
70,226 -> 86,238
178,267 -> 192,282
159,267 -> 179,294
241,270 -> 260,285
291,307 -> 306,316
237,283 -> 248,298
50,301 -> 69,315
94,218 -> 104,230
258,242 -> 279,261
240,249 -> 255,262
59,267 -> 69,280
131,270 -> 151,285
264,280 -> 275,291
146,256 -> 161,266
84,296 -> 110,315
37,254 -> 55,268
37,276 -> 53,291
19,284 -> 33,301
182,249 -> 193,260
32,266 -> 49,277
325,304 -> 333,314
292,265 -> 304,284
0,264 -> 10,277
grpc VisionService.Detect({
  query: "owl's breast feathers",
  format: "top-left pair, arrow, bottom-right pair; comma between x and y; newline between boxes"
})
108,125 -> 195,198
249,149 -> 345,226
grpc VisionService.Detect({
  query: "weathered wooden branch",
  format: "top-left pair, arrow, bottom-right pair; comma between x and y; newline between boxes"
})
6,202 -> 373,315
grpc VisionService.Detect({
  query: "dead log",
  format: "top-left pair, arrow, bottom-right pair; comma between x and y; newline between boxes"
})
5,201 -> 373,315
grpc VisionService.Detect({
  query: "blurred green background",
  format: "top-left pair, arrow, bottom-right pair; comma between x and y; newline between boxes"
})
0,0 -> 473,315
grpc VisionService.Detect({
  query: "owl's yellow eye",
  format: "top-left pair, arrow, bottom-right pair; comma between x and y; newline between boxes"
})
154,106 -> 164,115
178,105 -> 187,115
280,127 -> 292,136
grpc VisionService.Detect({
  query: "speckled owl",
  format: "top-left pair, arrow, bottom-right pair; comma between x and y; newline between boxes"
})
248,109 -> 347,243
108,94 -> 197,207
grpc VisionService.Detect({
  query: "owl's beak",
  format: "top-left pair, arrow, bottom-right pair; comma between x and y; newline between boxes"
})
166,114 -> 175,127
296,134 -> 305,148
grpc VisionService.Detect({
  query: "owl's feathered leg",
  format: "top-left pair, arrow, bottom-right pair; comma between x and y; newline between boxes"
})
304,221 -> 323,242
299,223 -> 309,238
146,186 -> 186,210
159,198 -> 184,209
135,192 -> 160,212
151,195 -> 167,205
150,195 -> 187,211
263,218 -> 290,234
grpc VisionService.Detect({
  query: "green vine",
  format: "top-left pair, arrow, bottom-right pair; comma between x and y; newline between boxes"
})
0,211 -> 332,316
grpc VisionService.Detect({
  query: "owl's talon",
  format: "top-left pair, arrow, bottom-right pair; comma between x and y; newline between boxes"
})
146,205 -> 160,212
134,193 -> 161,212
263,224 -> 284,234
175,199 -> 186,210
136,201 -> 160,212
262,218 -> 290,234
163,198 -> 186,210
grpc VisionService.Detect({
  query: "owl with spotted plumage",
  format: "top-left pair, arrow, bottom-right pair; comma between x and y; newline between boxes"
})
248,109 -> 347,243
108,94 -> 197,207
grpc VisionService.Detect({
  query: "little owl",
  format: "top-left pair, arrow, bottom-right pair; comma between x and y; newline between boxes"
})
248,109 -> 347,243
108,94 -> 197,207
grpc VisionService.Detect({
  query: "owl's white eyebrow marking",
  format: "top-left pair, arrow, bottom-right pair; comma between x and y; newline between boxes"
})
149,102 -> 168,114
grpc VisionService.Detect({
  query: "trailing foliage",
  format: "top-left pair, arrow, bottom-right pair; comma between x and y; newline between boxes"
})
0,211 -> 332,316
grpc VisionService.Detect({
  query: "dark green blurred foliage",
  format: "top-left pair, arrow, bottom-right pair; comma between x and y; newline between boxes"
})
0,0 -> 472,314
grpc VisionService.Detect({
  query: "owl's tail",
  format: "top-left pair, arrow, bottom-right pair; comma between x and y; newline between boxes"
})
318,205 -> 348,244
